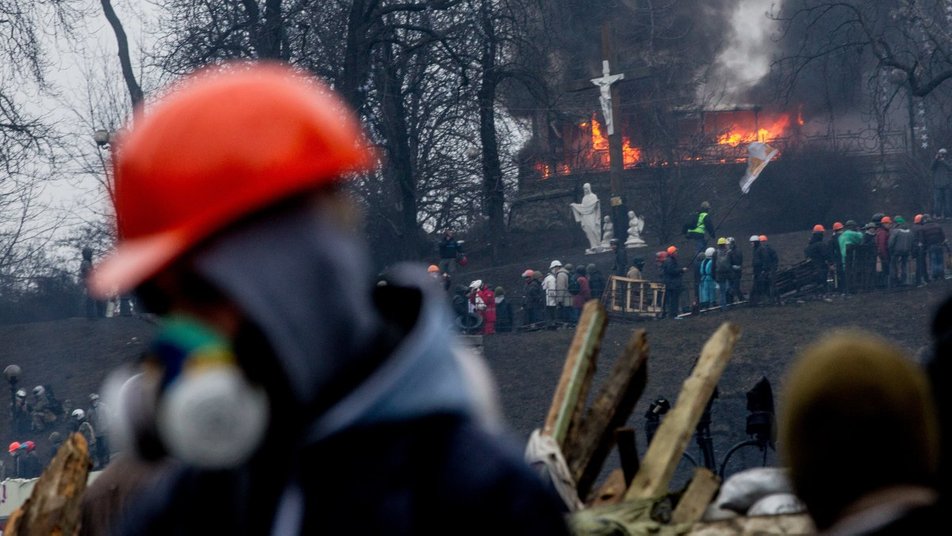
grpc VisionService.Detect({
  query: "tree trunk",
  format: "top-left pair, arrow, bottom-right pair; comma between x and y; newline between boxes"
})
100,0 -> 143,112
340,0 -> 374,112
478,0 -> 507,263
377,42 -> 420,260
240,0 -> 289,60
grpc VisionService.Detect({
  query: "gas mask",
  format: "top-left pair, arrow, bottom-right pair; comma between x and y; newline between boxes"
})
148,315 -> 269,468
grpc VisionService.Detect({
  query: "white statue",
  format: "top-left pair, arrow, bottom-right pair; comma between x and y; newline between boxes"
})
600,215 -> 613,248
625,210 -> 646,248
591,60 -> 624,135
570,183 -> 602,254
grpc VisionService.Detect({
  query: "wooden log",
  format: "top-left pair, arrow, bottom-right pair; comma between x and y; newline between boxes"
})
5,432 -> 92,536
543,299 -> 608,447
564,329 -> 649,498
625,322 -> 740,501
671,468 -> 721,525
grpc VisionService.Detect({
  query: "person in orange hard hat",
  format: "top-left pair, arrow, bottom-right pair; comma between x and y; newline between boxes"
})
660,246 -> 687,319
806,225 -> 830,289
91,63 -> 567,535
828,222 -> 845,291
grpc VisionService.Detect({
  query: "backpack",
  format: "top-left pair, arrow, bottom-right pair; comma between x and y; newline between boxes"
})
568,273 -> 581,295
716,252 -> 732,274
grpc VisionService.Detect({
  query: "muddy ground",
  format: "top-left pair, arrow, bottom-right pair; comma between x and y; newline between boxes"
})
0,224 -> 948,494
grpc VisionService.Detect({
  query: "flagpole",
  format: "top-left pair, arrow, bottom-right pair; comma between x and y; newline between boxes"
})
714,141 -> 777,234
714,192 -> 745,234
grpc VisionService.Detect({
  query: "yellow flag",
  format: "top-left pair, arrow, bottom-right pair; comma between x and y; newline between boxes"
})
740,142 -> 778,194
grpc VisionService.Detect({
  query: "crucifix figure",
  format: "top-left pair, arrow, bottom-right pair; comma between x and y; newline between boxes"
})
591,60 -> 624,135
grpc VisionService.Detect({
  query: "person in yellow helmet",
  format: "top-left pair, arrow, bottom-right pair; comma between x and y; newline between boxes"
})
90,63 -> 568,535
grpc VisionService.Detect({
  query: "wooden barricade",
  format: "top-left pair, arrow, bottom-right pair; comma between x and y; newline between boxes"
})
602,276 -> 665,318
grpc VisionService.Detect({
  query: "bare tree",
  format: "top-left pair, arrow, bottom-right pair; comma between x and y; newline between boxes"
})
0,1 -> 88,291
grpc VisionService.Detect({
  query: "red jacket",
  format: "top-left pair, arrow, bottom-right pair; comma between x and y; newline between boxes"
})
572,276 -> 591,309
477,288 -> 496,323
875,228 -> 890,259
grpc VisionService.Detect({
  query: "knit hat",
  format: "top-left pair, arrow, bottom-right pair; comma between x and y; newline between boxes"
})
780,331 -> 938,530
494,287 -> 505,296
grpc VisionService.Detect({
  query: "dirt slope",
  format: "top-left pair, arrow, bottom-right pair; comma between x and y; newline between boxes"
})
0,224 -> 948,491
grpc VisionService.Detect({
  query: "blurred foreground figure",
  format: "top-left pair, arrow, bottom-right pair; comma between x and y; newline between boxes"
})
88,63 -> 566,535
780,332 -> 939,534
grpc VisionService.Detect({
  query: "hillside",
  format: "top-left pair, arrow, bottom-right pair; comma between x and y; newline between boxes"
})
0,316 -> 157,466
0,224 -> 949,489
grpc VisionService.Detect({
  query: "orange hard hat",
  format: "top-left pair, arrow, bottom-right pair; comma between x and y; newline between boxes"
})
832,222 -> 844,231
759,235 -> 768,242
881,216 -> 892,224
8,442 -> 19,454
915,214 -> 924,224
427,265 -> 440,273
813,225 -> 825,233
666,246 -> 677,255
89,63 -> 374,299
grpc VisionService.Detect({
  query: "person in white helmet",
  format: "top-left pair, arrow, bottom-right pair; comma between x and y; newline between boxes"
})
70,408 -> 97,453
542,260 -> 561,325
87,64 -> 567,535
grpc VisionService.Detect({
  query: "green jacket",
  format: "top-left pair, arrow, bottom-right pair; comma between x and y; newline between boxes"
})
839,230 -> 864,266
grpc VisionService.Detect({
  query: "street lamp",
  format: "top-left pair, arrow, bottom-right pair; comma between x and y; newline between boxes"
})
93,129 -> 133,317
93,129 -> 112,147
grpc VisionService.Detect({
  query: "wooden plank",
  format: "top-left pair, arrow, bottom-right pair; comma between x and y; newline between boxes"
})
625,322 -> 740,500
587,468 -> 627,507
671,467 -> 721,525
615,428 -> 639,486
563,341 -> 599,452
564,329 -> 649,498
5,432 -> 91,536
542,299 -> 608,447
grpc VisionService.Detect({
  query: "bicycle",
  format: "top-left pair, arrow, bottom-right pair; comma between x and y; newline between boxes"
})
644,376 -> 776,480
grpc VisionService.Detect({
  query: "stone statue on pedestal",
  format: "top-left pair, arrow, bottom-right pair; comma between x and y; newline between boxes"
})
625,210 -> 646,248
600,215 -> 613,249
570,183 -> 603,254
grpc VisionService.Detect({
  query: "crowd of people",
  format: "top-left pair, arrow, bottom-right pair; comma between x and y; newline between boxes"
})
11,61 -> 952,534
5,382 -> 112,479
803,213 -> 948,293
431,200 -> 951,331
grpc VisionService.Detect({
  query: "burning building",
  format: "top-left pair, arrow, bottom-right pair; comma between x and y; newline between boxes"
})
530,105 -> 807,182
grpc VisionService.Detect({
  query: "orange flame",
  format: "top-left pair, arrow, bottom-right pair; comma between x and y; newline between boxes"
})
623,138 -> 641,167
590,116 -> 609,150
535,162 -> 552,179
717,115 -> 791,147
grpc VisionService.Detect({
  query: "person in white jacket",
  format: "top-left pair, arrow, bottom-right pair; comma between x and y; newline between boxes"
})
543,260 -> 560,324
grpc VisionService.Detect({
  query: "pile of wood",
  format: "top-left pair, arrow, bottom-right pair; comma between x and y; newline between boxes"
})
535,300 -> 813,535
774,260 -> 824,297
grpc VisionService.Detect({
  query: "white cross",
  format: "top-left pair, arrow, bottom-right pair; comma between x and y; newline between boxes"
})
591,60 -> 624,135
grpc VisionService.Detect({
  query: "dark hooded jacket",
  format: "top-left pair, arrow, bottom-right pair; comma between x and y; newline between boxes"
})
118,202 -> 568,535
